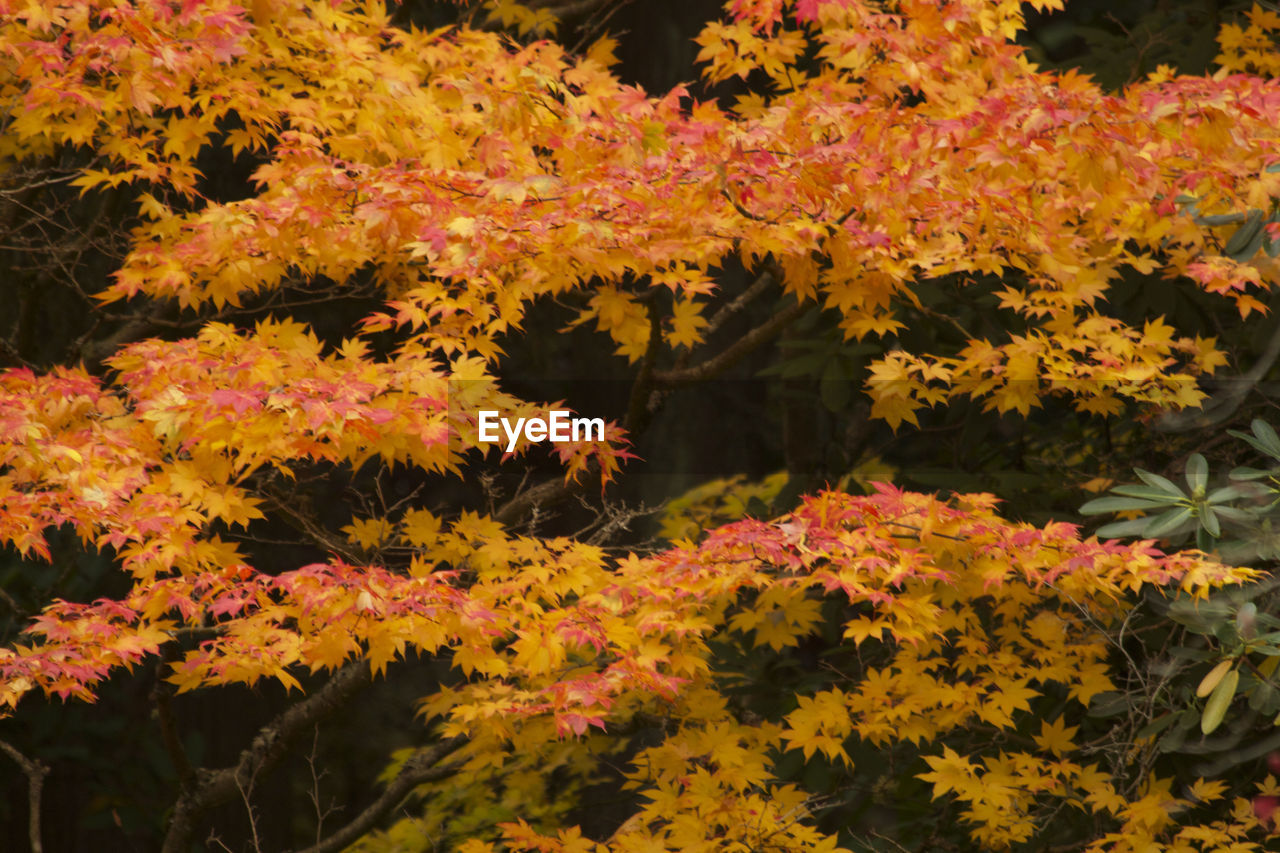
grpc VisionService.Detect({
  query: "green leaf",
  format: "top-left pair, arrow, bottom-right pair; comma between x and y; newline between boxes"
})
1195,212 -> 1247,226
1158,709 -> 1202,753
1158,727 -> 1187,752
1111,484 -> 1190,502
1144,505 -> 1194,537
1199,507 -> 1221,538
1135,712 -> 1177,740
1134,468 -> 1186,498
1230,419 -> 1280,461
1224,210 -> 1265,260
1078,496 -> 1168,514
1096,517 -> 1154,539
1186,453 -> 1208,493
1257,418 -> 1280,452
1207,484 -> 1250,502
1201,667 -> 1239,734
1169,598 -> 1233,632
1249,681 -> 1279,714
1228,466 -> 1277,481
1211,505 -> 1253,522
1087,692 -> 1129,717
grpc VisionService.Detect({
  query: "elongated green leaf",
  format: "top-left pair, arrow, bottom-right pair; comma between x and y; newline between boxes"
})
1230,419 -> 1280,461
1195,212 -> 1247,226
1159,709 -> 1202,753
1159,726 -> 1187,753
1249,681 -> 1279,714
1135,468 -> 1186,498
1079,496 -> 1167,514
1207,484 -> 1251,502
1096,518 -> 1153,539
1087,692 -> 1129,718
1228,465 -> 1278,481
1135,712 -> 1178,740
1111,484 -> 1188,502
1224,211 -> 1266,260
1199,507 -> 1221,538
1169,598 -> 1233,631
1144,506 -> 1194,537
1256,419 -> 1280,454
1211,505 -> 1253,522
1186,453 -> 1208,493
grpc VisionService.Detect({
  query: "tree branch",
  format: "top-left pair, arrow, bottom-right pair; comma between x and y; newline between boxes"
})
75,301 -> 182,371
653,298 -> 806,386
152,649 -> 195,785
499,274 -> 793,525
0,737 -> 48,853
494,469 -> 590,527
259,485 -> 364,562
700,267 -> 776,342
161,663 -> 373,853
624,289 -> 665,436
288,736 -> 466,853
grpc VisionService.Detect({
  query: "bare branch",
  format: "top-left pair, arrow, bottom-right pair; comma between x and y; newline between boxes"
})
653,298 -> 806,386
0,737 -> 48,853
161,663 -> 373,853
288,736 -> 465,853
701,268 -> 776,342
75,302 -> 181,371
494,472 -> 589,527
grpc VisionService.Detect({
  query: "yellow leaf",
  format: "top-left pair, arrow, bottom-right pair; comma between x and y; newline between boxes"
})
1196,659 -> 1234,698
666,298 -> 709,350
1201,667 -> 1238,734
1033,717 -> 1078,757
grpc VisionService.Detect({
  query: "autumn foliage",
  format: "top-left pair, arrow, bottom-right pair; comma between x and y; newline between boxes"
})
2,0 -> 1280,849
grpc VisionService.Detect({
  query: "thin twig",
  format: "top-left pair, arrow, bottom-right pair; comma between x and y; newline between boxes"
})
288,737 -> 465,853
305,726 -> 338,845
160,663 -> 372,853
236,769 -> 263,853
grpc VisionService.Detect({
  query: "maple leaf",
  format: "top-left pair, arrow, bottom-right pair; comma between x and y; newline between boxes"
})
1033,717 -> 1079,757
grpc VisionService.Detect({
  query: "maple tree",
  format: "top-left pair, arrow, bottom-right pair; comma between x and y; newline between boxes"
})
2,0 -> 1280,849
